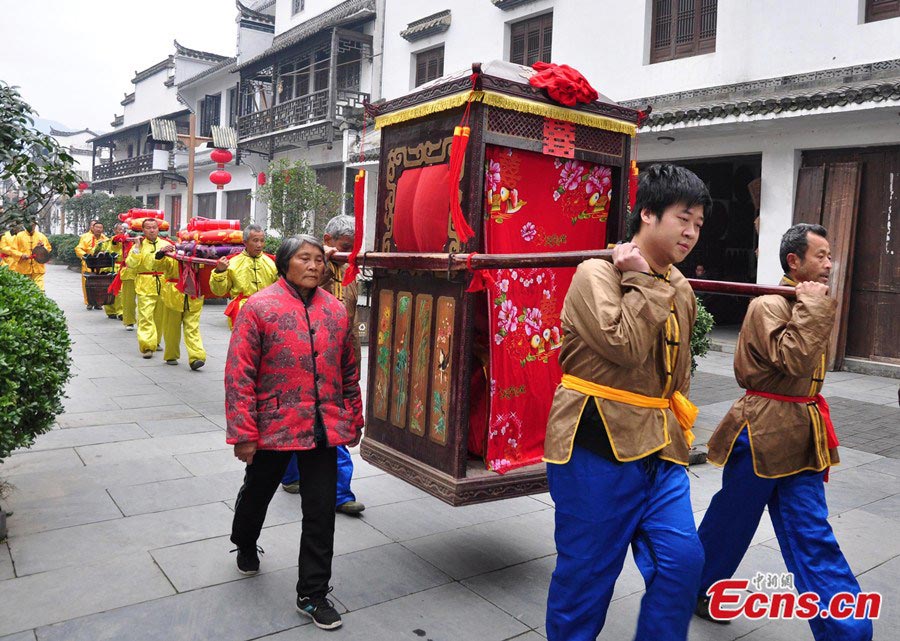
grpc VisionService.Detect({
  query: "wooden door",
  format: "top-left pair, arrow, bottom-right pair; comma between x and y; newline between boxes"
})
793,162 -> 862,370
802,147 -> 900,365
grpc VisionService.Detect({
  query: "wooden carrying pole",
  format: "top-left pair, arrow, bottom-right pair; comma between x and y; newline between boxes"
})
326,250 -> 796,298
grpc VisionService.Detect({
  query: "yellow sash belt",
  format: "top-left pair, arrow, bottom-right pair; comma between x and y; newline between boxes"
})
561,374 -> 697,447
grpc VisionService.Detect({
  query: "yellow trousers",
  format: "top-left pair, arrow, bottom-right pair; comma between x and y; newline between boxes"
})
163,306 -> 207,363
136,295 -> 165,354
80,269 -> 89,306
121,279 -> 137,326
30,272 -> 45,291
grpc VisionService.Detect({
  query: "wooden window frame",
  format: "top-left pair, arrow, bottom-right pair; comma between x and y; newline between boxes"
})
866,0 -> 900,22
199,93 -> 221,138
414,45 -> 445,87
650,0 -> 717,64
508,12 -> 553,67
292,0 -> 304,15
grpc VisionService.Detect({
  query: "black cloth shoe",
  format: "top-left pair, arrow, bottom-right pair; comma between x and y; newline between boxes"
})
231,545 -> 264,575
695,595 -> 731,624
297,588 -> 342,630
190,359 -> 205,371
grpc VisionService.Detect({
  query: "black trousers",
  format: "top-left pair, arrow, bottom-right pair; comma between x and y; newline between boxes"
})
230,447 -> 338,597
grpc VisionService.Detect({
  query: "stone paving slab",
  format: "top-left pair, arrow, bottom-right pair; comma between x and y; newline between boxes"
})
1,449 -> 84,477
1,455 -> 191,503
56,404 -> 199,429
1,488 -> 123,536
108,469 -> 245,516
75,430 -> 224,465
0,632 -> 36,641
16,423 -> 147,453
404,509 -> 556,581
461,555 -> 555,629
0,553 -> 174,637
329,543 -> 453,611
150,516 -> 393,593
362,495 -> 549,542
175,448 -> 245,476
34,567 -> 326,641
255,583 -> 530,641
136,415 -> 222,438
8,502 -> 234,576
0,542 -> 14,581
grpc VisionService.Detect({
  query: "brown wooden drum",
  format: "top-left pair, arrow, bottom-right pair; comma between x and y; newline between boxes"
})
84,273 -> 116,307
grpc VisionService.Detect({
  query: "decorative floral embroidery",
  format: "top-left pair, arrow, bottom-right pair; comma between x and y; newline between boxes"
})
520,222 -> 537,242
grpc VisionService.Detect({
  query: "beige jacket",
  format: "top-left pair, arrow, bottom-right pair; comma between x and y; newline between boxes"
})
706,278 -> 838,478
543,259 -> 696,466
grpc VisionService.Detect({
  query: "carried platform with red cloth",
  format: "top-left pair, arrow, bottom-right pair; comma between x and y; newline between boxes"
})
359,60 -> 640,505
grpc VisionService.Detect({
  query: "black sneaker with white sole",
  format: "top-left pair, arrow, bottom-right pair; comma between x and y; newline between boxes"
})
297,588 -> 342,630
230,545 -> 264,575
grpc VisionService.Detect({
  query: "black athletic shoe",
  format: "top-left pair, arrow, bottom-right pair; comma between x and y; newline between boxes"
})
695,595 -> 731,624
231,545 -> 264,575
297,588 -> 342,630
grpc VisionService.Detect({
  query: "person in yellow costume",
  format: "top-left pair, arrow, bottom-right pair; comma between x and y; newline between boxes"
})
75,219 -> 109,311
97,222 -> 130,321
0,223 -> 23,268
158,245 -> 207,370
209,224 -> 277,329
125,218 -> 172,357
8,222 -> 52,290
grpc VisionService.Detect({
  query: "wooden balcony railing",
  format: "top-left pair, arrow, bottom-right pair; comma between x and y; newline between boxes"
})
93,153 -> 154,181
238,89 -> 369,140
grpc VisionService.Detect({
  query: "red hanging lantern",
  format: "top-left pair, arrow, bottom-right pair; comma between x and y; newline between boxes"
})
257,171 -> 267,186
209,148 -> 233,165
78,181 -> 89,191
210,170 -> 232,189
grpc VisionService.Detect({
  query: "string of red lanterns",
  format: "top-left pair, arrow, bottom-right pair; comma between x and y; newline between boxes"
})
209,148 -> 233,190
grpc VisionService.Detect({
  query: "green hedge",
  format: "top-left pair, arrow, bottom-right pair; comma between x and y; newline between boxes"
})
0,269 -> 72,464
691,297 -> 715,373
47,234 -> 81,268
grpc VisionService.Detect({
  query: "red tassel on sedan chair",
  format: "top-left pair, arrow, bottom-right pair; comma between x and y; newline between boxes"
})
342,168 -> 367,286
446,73 -> 479,244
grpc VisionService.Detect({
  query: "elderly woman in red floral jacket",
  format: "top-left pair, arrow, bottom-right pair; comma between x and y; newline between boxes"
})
225,234 -> 362,631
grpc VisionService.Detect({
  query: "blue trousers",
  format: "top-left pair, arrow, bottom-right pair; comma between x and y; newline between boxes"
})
282,444 -> 356,506
698,430 -> 873,641
546,445 -> 703,641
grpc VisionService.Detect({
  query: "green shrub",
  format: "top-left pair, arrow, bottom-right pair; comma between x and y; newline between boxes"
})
691,297 -> 715,373
264,235 -> 282,255
47,234 -> 80,268
0,269 -> 72,464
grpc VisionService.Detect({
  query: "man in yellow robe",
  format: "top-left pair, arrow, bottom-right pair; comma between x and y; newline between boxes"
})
125,218 -> 172,357
8,223 -> 52,290
209,224 -> 277,328
75,219 -> 108,310
159,246 -> 207,370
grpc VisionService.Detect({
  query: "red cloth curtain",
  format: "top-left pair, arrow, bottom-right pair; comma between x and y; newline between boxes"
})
483,145 -> 611,473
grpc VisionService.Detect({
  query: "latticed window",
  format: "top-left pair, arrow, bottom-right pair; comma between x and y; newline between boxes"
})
866,0 -> 900,22
509,13 -> 552,66
650,0 -> 716,64
292,0 -> 304,15
415,46 -> 444,87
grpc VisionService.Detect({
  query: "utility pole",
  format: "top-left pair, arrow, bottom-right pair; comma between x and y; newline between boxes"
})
177,114 -> 212,219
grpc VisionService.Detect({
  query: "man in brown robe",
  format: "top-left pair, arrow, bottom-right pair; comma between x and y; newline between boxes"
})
543,164 -> 710,641
695,223 -> 873,641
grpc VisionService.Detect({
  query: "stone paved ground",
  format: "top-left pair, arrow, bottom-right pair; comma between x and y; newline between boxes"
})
0,265 -> 897,641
